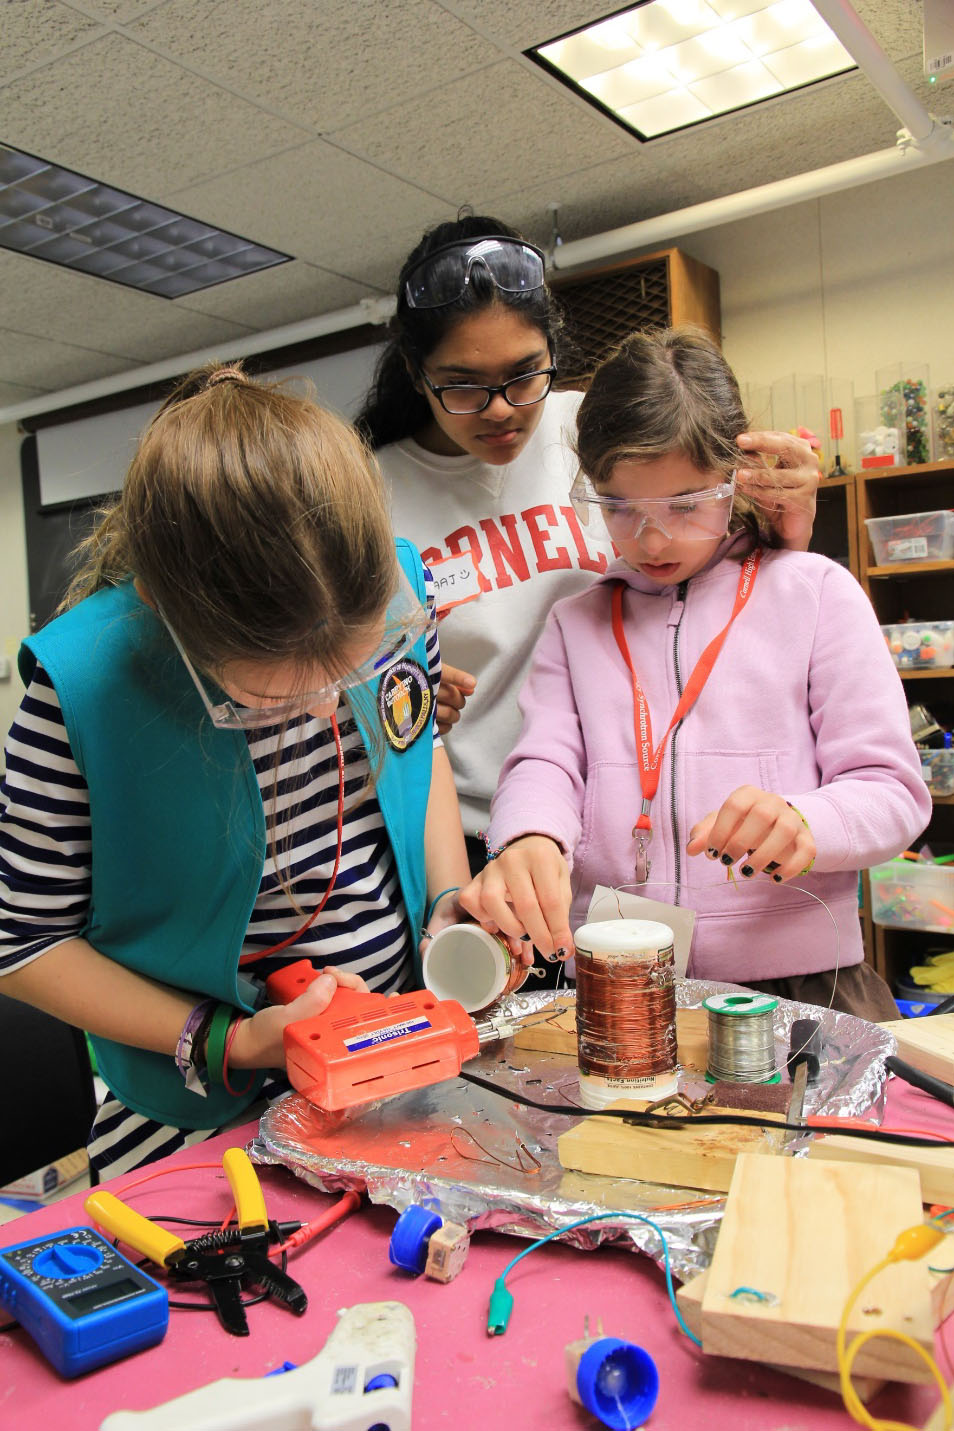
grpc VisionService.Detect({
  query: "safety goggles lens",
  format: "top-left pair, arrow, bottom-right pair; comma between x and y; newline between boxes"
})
570,472 -> 736,543
405,238 -> 546,309
162,568 -> 433,730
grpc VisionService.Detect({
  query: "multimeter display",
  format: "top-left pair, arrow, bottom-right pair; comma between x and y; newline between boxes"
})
0,1226 -> 168,1378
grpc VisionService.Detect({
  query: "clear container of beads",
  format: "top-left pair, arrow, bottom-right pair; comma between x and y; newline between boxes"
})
855,394 -> 903,468
703,991 -> 781,1084
574,918 -> 678,1110
932,382 -> 954,461
877,363 -> 931,466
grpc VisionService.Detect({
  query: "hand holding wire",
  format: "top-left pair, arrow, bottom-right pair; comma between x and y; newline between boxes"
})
459,835 -> 573,961
686,785 -> 816,883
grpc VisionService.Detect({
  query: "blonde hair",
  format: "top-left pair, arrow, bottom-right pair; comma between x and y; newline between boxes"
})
574,326 -> 781,549
65,363 -> 398,680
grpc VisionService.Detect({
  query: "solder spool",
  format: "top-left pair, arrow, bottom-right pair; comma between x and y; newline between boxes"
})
574,919 -> 678,1110
703,991 -> 780,1084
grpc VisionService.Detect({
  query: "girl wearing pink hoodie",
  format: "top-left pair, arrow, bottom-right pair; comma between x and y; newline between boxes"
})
459,328 -> 930,1019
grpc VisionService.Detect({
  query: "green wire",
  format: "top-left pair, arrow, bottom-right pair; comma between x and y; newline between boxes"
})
487,1209 -> 703,1347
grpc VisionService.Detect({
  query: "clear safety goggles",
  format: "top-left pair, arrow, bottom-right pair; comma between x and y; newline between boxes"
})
570,471 -> 736,544
161,567 -> 433,730
404,237 -> 546,309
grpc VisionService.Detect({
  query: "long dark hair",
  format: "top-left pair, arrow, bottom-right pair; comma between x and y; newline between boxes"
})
355,214 -> 565,450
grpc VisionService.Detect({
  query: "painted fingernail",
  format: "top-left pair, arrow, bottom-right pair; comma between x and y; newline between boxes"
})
519,934 -> 532,942
719,853 -> 734,866
706,847 -> 719,859
543,951 -> 556,962
773,873 -> 783,883
555,947 -> 568,959
766,861 -> 780,872
740,864 -> 754,878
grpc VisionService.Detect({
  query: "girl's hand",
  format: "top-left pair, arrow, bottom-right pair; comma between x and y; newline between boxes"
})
230,965 -> 369,1070
736,430 -> 820,551
418,886 -> 464,961
686,785 -> 816,883
437,664 -> 477,735
458,835 -> 573,961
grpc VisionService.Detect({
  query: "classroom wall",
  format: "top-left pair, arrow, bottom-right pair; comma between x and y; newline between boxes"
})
1,159 -> 952,748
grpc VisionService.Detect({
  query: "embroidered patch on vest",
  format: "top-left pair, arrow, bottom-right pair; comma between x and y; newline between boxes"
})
378,659 -> 432,752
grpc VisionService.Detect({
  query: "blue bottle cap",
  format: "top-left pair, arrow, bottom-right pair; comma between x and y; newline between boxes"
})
388,1206 -> 443,1274
576,1338 -> 659,1430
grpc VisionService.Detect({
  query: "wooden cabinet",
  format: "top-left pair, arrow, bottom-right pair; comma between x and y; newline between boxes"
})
854,459 -> 954,990
551,247 -> 721,384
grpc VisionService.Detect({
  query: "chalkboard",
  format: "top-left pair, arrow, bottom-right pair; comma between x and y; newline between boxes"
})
20,434 -> 113,633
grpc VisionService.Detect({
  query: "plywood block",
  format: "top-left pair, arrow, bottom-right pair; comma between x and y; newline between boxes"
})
512,1003 -> 709,1071
806,1132 -> 954,1207
880,1015 -> 954,1085
701,1155 -> 934,1382
677,1269 -> 885,1401
557,1102 -> 784,1193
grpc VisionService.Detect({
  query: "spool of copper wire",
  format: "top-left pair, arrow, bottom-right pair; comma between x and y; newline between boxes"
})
703,992 -> 780,1084
574,919 -> 678,1110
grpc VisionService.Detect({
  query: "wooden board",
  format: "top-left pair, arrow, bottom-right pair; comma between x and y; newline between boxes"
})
701,1154 -> 934,1382
676,1268 -> 885,1402
513,1002 -> 709,1073
880,1014 -> 954,1085
806,1131 -> 954,1207
557,1102 -> 784,1193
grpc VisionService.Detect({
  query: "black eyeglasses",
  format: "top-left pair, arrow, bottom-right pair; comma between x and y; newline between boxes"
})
420,366 -> 556,415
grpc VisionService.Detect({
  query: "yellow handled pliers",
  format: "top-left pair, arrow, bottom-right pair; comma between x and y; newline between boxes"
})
85,1147 -> 307,1336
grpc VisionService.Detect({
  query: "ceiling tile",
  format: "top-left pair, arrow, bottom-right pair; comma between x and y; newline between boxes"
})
441,0 -> 621,52
0,32 -> 312,194
0,0 -> 105,84
0,376 -> 50,405
167,139 -> 452,288
0,248 -> 252,363
330,59 -> 633,200
175,258 -> 378,330
0,325 -> 140,389
126,0 -> 498,132
854,0 -> 925,59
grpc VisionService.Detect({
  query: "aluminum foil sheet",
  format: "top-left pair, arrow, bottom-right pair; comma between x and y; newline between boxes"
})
251,980 -> 896,1284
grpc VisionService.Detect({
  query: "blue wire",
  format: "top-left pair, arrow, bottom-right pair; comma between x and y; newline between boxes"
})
497,1209 -> 703,1347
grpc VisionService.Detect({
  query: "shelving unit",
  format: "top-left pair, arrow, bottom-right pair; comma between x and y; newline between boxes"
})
855,459 -> 954,990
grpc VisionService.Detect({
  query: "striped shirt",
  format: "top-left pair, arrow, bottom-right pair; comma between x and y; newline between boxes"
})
0,582 -> 441,1175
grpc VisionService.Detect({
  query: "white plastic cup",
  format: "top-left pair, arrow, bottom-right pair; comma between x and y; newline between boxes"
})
422,924 -> 528,1014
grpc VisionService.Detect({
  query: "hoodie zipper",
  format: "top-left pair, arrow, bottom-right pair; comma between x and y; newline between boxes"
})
668,581 -> 689,901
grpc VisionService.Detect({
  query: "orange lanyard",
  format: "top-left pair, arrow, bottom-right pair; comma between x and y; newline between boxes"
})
611,549 -> 761,881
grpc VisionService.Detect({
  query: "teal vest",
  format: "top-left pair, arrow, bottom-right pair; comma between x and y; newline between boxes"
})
20,539 -> 433,1130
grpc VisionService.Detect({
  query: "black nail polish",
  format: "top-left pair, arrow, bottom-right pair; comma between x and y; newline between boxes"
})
740,864 -> 754,878
766,861 -> 780,872
719,853 -> 734,866
706,847 -> 719,859
773,873 -> 783,883
555,947 -> 567,958
519,934 -> 532,941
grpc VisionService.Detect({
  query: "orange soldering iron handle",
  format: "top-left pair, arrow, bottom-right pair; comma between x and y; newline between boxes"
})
280,984 -> 480,1112
265,958 -> 322,1006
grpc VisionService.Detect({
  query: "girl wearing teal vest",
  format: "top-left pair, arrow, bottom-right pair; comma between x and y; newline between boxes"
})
0,365 -> 472,1176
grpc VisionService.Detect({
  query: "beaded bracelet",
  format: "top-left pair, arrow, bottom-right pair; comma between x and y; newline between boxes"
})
204,1002 -> 240,1086
786,801 -> 816,876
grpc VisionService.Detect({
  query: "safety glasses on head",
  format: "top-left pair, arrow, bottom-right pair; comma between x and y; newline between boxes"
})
404,237 -> 546,310
570,471 -> 737,545
160,567 -> 434,730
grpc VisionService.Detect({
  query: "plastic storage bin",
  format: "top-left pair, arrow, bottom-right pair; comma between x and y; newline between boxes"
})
881,620 -> 954,669
869,860 -> 954,933
865,510 -> 954,565
918,746 -> 954,797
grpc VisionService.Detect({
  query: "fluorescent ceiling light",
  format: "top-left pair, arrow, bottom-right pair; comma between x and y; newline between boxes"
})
0,145 -> 290,297
529,0 -> 856,139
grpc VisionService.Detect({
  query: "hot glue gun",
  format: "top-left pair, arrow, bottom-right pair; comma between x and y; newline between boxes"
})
99,1300 -> 414,1431
265,960 -> 518,1113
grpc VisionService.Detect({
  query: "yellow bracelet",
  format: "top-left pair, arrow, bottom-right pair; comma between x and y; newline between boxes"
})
786,801 -> 816,875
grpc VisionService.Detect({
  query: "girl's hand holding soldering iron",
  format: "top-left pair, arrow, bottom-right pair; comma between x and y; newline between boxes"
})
459,835 -> 574,963
231,965 -> 369,1071
686,785 -> 816,883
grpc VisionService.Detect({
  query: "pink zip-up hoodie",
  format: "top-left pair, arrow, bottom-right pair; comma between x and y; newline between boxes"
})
487,538 -> 931,982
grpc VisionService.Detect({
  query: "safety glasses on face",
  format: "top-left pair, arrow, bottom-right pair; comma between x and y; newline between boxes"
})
404,237 -> 546,310
570,471 -> 737,544
419,364 -> 556,415
160,568 -> 434,730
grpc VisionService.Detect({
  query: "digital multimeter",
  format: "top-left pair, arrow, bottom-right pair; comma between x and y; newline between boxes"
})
0,1226 -> 168,1377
